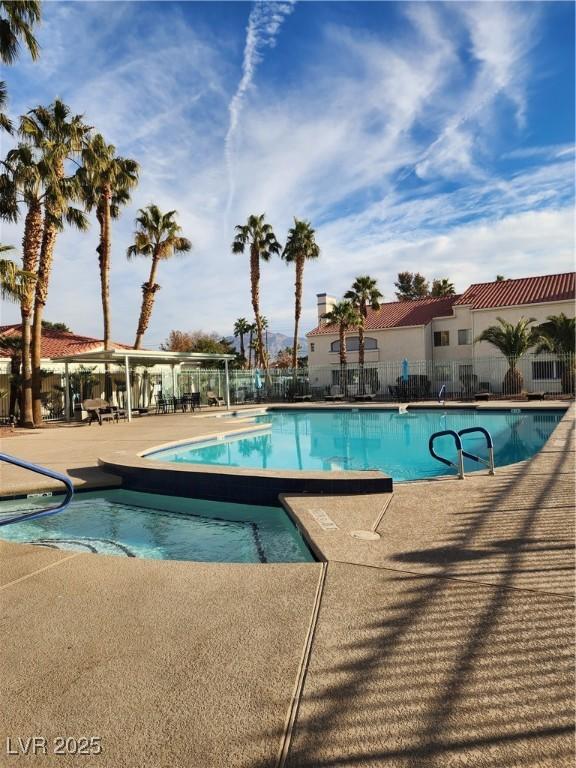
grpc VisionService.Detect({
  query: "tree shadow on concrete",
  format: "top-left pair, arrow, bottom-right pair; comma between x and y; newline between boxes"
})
247,417 -> 575,767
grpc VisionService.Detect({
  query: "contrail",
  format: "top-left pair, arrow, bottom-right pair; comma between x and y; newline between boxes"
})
224,0 -> 296,219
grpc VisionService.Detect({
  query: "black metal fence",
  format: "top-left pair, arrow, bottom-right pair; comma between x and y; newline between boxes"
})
0,353 -> 573,424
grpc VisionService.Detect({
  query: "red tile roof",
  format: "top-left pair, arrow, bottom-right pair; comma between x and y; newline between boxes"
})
308,296 -> 458,336
455,272 -> 575,310
0,324 -> 132,359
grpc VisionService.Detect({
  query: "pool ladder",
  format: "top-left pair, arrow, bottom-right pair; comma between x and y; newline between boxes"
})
428,427 -> 495,479
0,452 -> 74,526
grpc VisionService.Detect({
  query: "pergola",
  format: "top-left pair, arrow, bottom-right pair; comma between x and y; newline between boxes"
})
52,349 -> 236,421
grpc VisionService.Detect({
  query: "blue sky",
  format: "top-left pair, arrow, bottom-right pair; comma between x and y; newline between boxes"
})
2,1 -> 574,347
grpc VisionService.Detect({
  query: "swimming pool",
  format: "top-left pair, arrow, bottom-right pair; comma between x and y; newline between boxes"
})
0,489 -> 314,563
148,408 -> 563,481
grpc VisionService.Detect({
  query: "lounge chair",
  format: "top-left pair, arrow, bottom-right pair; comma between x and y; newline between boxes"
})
83,398 -> 126,426
207,390 -> 225,407
354,386 -> 375,402
325,386 -> 344,401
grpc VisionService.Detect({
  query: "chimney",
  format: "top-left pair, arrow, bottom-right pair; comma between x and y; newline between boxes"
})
317,293 -> 337,325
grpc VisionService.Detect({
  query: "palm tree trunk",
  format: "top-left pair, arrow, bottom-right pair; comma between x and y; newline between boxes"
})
98,188 -> 112,350
358,312 -> 365,395
250,246 -> 266,369
239,334 -> 245,366
98,188 -> 113,397
292,254 -> 303,375
134,256 -> 160,349
248,329 -> 253,369
31,214 -> 58,426
20,198 -> 42,427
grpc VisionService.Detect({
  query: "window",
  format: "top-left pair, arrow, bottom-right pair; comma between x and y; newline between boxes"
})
433,331 -> 450,347
458,329 -> 472,345
330,336 -> 378,352
532,361 -> 564,380
310,343 -> 315,353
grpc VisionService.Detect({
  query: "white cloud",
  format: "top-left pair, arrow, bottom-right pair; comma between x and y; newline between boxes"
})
1,1 -> 572,349
224,1 -> 295,218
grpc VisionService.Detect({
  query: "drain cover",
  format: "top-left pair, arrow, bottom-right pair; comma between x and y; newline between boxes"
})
351,530 -> 381,541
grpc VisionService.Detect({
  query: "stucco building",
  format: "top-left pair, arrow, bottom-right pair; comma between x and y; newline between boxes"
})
307,272 -> 575,396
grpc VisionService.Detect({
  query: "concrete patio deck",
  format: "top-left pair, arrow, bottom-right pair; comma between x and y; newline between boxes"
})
0,403 -> 574,767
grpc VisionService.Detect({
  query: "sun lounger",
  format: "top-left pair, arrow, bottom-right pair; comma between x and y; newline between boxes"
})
325,386 -> 344,401
207,390 -> 225,407
354,386 -> 375,402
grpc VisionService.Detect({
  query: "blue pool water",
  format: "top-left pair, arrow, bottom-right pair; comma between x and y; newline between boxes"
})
0,489 -> 314,563
148,408 -> 562,481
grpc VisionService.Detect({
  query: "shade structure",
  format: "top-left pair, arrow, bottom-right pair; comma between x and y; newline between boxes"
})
51,349 -> 235,420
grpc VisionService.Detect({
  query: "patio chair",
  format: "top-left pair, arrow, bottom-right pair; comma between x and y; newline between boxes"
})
325,386 -> 344,401
206,390 -> 225,407
184,392 -> 201,411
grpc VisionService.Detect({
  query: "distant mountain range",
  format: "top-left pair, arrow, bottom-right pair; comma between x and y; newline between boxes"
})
225,332 -> 308,359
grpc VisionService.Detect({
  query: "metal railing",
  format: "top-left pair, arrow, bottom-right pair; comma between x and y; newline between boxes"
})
428,426 -> 495,479
0,452 -> 74,526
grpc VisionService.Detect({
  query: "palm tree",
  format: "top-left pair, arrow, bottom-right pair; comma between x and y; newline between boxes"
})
233,317 -> 250,367
0,143 -> 46,426
232,214 -> 281,369
282,218 -> 320,373
476,317 -> 538,395
322,300 -> 360,395
430,278 -> 455,297
0,0 -> 41,133
534,313 -> 575,394
20,99 -> 91,425
345,276 -> 382,394
127,205 -> 192,349
80,134 -> 139,351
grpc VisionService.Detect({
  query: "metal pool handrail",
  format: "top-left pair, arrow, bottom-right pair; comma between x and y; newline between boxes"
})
0,452 -> 74,527
428,429 -> 465,479
458,426 -> 495,475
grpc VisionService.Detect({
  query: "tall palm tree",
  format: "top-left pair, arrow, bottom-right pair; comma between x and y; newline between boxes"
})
80,134 -> 139,350
20,99 -> 90,425
0,0 -> 41,133
0,143 -> 46,426
476,317 -> 538,395
430,278 -> 455,297
535,313 -> 575,394
232,214 -> 281,369
345,275 -> 382,394
282,218 -> 320,373
322,300 -> 360,395
127,205 -> 192,349
233,317 -> 250,367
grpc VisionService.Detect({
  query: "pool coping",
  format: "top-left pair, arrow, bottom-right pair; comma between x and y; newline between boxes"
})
96,402 -> 568,506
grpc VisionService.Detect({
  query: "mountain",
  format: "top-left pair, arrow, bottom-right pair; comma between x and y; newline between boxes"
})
225,332 -> 307,359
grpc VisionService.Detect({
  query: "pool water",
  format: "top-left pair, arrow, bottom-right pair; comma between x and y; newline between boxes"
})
0,489 -> 314,563
149,408 -> 562,481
